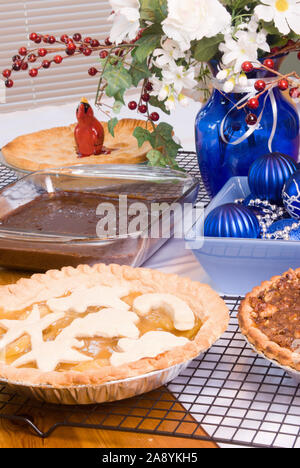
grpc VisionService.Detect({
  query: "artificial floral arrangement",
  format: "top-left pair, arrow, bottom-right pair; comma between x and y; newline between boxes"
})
2,0 -> 300,169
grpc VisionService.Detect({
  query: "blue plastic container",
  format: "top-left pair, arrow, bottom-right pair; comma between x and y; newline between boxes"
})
186,177 -> 300,296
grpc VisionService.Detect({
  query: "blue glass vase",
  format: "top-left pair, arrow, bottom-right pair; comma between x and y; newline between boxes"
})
195,66 -> 300,199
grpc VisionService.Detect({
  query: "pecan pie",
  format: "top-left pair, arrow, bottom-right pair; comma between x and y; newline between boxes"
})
1,118 -> 152,171
0,264 -> 229,387
239,269 -> 300,370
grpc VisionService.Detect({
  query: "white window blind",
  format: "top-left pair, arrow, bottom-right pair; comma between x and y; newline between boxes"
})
0,0 -> 112,111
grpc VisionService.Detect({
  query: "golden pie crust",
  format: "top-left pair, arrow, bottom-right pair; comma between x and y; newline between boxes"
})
1,119 -> 152,171
239,269 -> 300,371
0,264 -> 229,388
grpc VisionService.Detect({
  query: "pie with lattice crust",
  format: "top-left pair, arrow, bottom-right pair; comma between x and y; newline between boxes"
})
1,119 -> 152,171
0,264 -> 229,387
239,269 -> 300,371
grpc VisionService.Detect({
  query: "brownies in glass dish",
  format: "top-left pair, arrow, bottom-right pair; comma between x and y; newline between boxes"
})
0,164 -> 199,271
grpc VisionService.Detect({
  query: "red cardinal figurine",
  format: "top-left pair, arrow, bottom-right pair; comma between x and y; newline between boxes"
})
74,98 -> 104,157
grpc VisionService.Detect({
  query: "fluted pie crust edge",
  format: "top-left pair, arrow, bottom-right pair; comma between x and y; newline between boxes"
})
0,264 -> 229,388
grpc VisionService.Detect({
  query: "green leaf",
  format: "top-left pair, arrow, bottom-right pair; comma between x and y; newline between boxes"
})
108,118 -> 118,137
139,0 -> 168,23
146,149 -> 166,167
149,96 -> 170,115
113,100 -> 123,114
133,24 -> 162,63
129,59 -> 151,87
154,125 -> 181,159
261,21 -> 281,35
133,126 -> 153,148
103,65 -> 132,103
133,121 -> 182,170
193,35 -> 223,62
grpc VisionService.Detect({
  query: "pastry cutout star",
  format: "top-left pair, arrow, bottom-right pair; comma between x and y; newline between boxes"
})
0,305 -> 64,350
15,308 -> 140,372
12,334 -> 91,373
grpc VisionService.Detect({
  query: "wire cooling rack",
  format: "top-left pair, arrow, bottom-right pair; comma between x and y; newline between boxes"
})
0,152 -> 299,448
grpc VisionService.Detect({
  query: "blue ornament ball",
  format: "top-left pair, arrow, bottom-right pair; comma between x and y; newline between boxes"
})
267,218 -> 300,240
204,203 -> 261,238
248,152 -> 297,204
283,170 -> 300,219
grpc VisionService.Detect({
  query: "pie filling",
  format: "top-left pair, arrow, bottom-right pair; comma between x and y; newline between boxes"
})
249,270 -> 300,351
0,285 -> 201,373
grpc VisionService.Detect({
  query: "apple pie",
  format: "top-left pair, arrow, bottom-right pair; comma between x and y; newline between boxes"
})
0,264 -> 229,387
1,118 -> 152,171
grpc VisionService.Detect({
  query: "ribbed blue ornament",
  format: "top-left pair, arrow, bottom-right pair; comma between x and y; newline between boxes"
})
283,170 -> 300,219
248,152 -> 297,204
204,203 -> 261,238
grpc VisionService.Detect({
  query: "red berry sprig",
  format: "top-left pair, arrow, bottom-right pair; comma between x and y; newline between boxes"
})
150,112 -> 159,122
128,101 -> 137,110
290,87 -> 300,100
138,104 -> 147,113
278,78 -> 289,91
127,80 -> 160,124
1,27 -> 147,123
238,60 -> 300,124
241,61 -> 253,73
247,97 -> 259,110
88,67 -> 98,76
254,80 -> 266,92
246,113 -> 258,126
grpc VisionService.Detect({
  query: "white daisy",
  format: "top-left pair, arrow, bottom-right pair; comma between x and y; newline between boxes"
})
255,0 -> 300,35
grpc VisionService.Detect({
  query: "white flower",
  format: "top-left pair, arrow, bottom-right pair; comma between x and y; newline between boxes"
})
151,77 -> 171,101
162,0 -> 231,51
238,72 -> 248,87
162,64 -> 197,94
220,31 -> 260,73
223,77 -> 236,93
159,84 -> 171,101
153,39 -> 185,68
255,0 -> 300,35
178,93 -> 192,107
108,0 -> 140,44
216,68 -> 230,81
165,94 -> 176,111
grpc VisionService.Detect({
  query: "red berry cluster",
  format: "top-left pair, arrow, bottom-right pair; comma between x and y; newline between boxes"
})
127,81 -> 159,122
2,29 -> 162,125
241,60 -> 300,126
2,29 -> 146,89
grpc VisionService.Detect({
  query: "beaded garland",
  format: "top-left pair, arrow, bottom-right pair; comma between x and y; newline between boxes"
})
265,219 -> 300,240
237,197 -> 288,240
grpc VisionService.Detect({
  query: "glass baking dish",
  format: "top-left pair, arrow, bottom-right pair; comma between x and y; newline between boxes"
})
186,176 -> 300,296
0,164 -> 199,272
